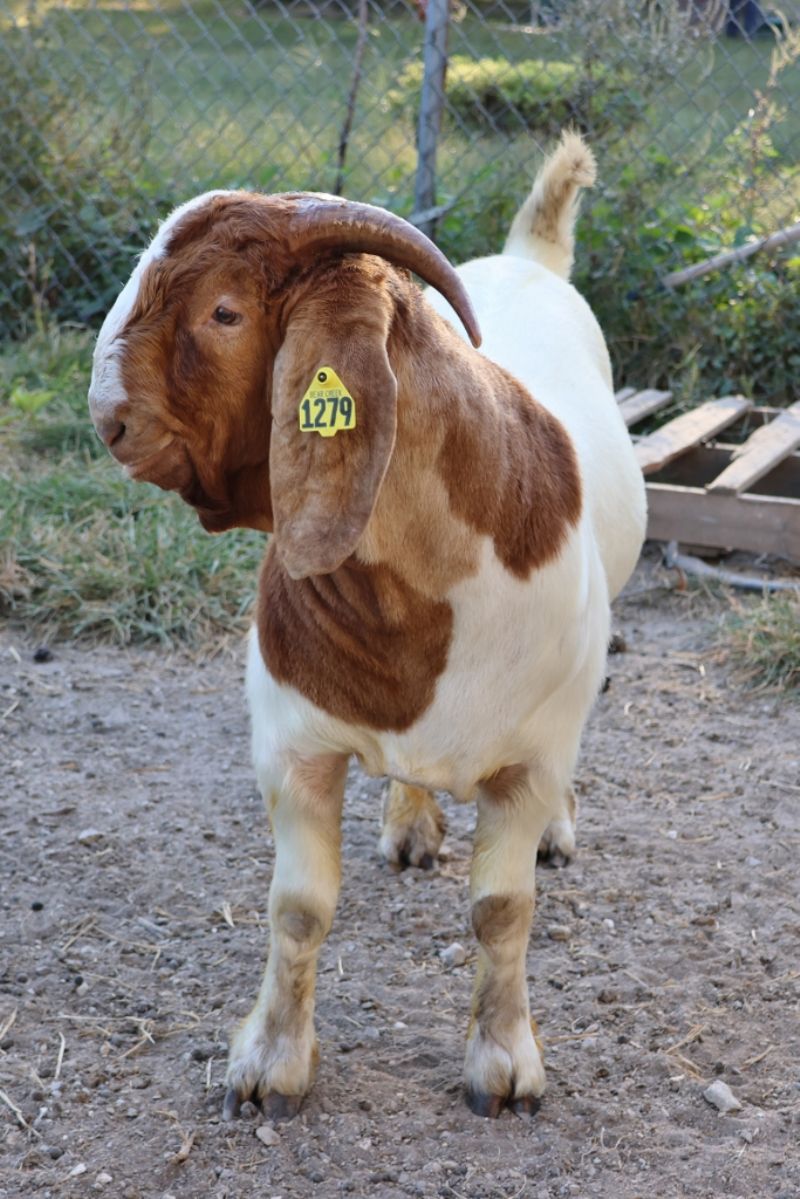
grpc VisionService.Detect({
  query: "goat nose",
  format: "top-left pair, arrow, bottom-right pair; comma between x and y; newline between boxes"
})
94,412 -> 126,448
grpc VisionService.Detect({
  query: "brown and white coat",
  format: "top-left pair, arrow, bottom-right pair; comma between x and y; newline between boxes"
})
89,131 -> 646,1120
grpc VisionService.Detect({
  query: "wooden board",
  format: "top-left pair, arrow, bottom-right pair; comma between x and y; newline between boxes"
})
650,444 -> 800,499
614,386 -> 637,402
706,401 -> 800,494
635,395 -> 752,475
646,483 -> 800,561
618,388 -> 673,428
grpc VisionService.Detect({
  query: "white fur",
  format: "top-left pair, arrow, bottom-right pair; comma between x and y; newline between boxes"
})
89,190 -> 233,421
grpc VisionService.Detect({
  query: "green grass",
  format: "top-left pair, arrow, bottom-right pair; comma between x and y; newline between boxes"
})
0,328 -> 265,645
5,4 -> 798,228
724,593 -> 800,695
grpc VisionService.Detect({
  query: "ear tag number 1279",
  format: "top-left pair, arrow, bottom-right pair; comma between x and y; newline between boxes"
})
299,368 -> 356,437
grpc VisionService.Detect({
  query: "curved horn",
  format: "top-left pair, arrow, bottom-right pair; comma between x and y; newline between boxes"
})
282,193 -> 482,349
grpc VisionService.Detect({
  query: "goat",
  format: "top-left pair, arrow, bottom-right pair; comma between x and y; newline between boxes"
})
88,130 -> 646,1121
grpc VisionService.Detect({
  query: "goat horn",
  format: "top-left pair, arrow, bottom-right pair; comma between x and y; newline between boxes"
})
282,193 -> 482,349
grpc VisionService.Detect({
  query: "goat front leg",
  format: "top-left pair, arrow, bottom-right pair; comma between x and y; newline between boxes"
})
224,752 -> 348,1122
464,764 -> 553,1118
379,780 -> 446,869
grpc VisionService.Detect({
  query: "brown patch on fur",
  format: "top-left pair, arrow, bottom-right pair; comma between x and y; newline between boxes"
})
470,894 -> 535,1035
258,545 -> 452,732
480,764 -> 530,804
385,287 -> 582,582
436,364 -> 582,579
472,893 -> 534,949
288,753 -> 349,808
273,900 -> 326,949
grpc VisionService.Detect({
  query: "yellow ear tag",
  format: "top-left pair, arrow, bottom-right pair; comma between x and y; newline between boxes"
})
298,367 -> 356,438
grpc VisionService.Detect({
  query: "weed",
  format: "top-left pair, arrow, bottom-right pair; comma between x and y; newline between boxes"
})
724,593 -> 800,695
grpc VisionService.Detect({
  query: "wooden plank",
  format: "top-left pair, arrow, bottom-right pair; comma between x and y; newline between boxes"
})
650,444 -> 800,499
645,483 -> 800,561
635,395 -> 752,475
615,386 -> 637,403
618,388 -> 673,428
707,402 -> 800,494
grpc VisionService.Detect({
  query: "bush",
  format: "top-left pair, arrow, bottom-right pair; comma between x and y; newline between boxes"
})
574,139 -> 800,404
391,56 -> 643,138
0,18 -> 170,336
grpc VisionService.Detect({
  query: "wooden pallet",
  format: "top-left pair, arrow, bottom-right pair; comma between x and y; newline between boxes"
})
617,389 -> 800,562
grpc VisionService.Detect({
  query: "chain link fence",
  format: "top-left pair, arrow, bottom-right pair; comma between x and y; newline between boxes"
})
2,0 -> 799,399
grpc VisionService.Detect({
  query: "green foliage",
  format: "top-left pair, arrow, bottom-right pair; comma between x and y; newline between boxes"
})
392,56 -> 643,137
0,328 -> 264,645
574,136 -> 800,403
725,594 -> 800,695
0,19 -> 172,335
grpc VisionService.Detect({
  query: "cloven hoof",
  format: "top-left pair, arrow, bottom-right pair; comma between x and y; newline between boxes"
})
465,1088 -> 542,1119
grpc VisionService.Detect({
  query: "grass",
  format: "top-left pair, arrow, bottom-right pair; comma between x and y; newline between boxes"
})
724,593 -> 800,695
0,327 -> 265,646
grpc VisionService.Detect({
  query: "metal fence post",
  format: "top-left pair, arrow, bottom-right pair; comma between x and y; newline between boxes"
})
413,0 -> 450,239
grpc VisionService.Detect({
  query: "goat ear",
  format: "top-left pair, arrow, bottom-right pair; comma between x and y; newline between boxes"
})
269,293 -> 397,579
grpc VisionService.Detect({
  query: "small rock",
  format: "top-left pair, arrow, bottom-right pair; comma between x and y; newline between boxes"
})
33,646 -> 54,663
95,1172 -> 113,1188
608,632 -> 627,654
78,828 -> 104,846
703,1080 -> 742,1113
440,942 -> 466,968
68,1163 -> 88,1178
547,925 -> 571,942
255,1124 -> 280,1147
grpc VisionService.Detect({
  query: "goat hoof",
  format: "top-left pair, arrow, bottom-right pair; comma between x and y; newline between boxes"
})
464,1088 -> 504,1119
261,1091 -> 303,1122
537,845 -> 570,869
222,1088 -> 243,1121
510,1094 -> 541,1117
396,845 -> 436,870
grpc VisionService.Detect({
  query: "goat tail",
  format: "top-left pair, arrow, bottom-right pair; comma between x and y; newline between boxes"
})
503,130 -> 596,280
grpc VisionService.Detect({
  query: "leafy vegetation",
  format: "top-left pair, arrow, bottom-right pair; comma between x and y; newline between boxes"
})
391,56 -> 643,137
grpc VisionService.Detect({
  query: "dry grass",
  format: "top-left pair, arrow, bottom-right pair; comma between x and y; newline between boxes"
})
724,591 -> 800,694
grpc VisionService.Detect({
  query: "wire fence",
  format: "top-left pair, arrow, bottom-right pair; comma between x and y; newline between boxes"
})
1,0 -> 799,399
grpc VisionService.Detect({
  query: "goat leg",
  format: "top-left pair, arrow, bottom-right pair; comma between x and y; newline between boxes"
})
223,751 -> 348,1121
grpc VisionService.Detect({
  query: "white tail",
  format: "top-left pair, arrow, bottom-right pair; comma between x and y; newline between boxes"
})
503,130 -> 596,280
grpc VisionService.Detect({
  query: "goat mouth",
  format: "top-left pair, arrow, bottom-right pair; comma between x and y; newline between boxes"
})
121,439 -> 193,493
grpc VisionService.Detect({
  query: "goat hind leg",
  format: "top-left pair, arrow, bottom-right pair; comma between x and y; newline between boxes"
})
379,780 -> 445,869
224,752 -> 347,1121
537,783 -> 577,867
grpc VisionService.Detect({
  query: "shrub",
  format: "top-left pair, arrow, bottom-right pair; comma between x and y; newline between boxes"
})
0,17 -> 170,336
391,56 -> 643,138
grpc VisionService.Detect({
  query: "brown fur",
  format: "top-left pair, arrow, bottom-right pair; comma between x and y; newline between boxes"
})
257,544 -> 453,732
112,191 -> 583,728
470,893 -> 535,1035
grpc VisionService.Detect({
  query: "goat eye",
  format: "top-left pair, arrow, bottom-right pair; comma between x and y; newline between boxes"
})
213,305 -> 240,326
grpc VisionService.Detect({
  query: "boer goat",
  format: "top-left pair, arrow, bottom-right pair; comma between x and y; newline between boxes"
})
89,131 -> 646,1120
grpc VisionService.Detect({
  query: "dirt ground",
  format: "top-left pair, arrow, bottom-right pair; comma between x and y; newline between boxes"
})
1,552 -> 799,1199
